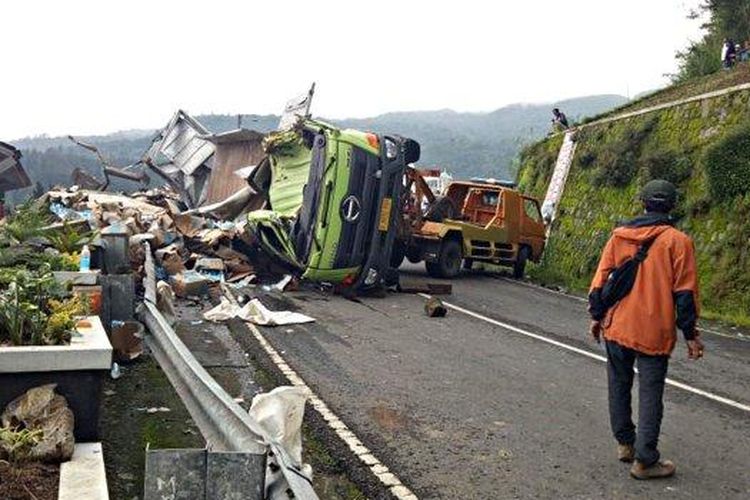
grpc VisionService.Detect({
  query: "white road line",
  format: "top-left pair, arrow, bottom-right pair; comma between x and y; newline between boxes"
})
497,277 -> 748,341
419,293 -> 750,414
245,322 -> 419,500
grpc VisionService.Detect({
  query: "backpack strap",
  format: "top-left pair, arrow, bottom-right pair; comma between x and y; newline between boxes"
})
633,233 -> 662,263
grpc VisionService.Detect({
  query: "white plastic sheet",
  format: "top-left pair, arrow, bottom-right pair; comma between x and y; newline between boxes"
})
249,386 -> 313,499
203,298 -> 314,326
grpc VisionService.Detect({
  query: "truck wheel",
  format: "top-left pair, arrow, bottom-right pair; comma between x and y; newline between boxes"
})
426,239 -> 462,278
463,258 -> 474,270
406,247 -> 422,264
390,240 -> 406,268
512,246 -> 530,279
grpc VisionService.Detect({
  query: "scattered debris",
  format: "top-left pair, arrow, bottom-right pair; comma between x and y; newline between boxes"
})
110,321 -> 145,363
195,257 -> 224,282
398,281 -> 453,295
68,135 -> 150,191
248,386 -> 313,498
171,271 -> 210,298
203,298 -> 315,326
268,274 -> 293,292
142,110 -> 216,208
0,384 -> 75,463
0,141 -> 31,193
138,407 -> 171,414
155,244 -> 185,276
424,297 -> 448,317
110,363 -> 122,380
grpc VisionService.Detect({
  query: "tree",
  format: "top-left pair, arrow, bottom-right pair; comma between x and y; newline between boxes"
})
674,0 -> 750,81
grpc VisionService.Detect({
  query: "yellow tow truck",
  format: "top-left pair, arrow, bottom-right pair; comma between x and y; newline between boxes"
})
393,170 -> 546,279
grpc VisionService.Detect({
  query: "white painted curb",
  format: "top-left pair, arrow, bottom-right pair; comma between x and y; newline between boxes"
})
58,442 -> 109,500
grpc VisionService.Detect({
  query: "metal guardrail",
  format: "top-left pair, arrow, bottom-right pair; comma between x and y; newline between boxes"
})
139,243 -> 319,499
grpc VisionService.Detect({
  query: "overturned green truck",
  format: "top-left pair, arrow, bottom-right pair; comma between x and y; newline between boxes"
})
247,118 -> 420,290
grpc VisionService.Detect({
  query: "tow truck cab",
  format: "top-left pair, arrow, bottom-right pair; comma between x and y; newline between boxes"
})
247,119 -> 420,289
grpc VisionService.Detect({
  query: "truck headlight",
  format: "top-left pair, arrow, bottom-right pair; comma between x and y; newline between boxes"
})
384,138 -> 398,160
364,268 -> 379,286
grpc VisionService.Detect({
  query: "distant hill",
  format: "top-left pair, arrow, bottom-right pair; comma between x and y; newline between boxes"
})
6,94 -> 626,203
337,95 -> 627,179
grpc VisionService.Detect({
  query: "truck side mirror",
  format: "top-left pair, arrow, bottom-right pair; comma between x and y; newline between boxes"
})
403,139 -> 421,164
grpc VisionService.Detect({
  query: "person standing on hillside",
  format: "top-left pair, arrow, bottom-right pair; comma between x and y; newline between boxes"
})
551,108 -> 569,130
722,38 -> 736,68
588,180 -> 704,480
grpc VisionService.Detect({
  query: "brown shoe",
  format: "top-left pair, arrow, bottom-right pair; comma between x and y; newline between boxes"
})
630,459 -> 676,480
617,444 -> 635,463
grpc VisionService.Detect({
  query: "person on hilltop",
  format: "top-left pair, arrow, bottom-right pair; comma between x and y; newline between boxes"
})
551,108 -> 569,131
722,38 -> 736,68
588,179 -> 704,480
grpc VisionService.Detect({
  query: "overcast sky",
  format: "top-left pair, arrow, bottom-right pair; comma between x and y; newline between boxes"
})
2,0 -> 705,140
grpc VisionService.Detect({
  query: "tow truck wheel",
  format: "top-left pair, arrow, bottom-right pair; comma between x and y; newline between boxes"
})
390,240 -> 406,268
426,239 -> 462,278
513,246 -> 530,279
406,247 -> 422,264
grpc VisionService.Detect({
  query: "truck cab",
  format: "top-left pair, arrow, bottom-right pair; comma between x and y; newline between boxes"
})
400,178 -> 546,279
247,118 -> 420,290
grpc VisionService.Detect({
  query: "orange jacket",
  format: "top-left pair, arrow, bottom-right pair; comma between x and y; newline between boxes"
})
589,214 -> 700,356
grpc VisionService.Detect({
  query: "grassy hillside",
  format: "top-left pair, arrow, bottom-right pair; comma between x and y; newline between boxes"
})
587,63 -> 750,123
518,86 -> 750,326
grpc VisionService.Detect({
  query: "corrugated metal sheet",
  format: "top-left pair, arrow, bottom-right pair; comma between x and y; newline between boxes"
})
143,111 -> 215,207
202,129 -> 266,206
0,142 -> 31,192
146,110 -> 214,176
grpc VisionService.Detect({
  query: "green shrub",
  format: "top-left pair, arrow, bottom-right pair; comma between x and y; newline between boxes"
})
641,150 -> 693,184
593,117 -> 658,187
577,150 -> 597,168
594,146 -> 639,187
703,124 -> 750,201
0,266 -> 84,346
1,200 -> 50,245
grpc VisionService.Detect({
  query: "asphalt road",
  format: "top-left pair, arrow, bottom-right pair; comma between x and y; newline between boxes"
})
250,265 -> 750,499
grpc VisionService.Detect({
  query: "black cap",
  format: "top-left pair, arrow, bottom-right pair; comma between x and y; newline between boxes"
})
641,179 -> 677,205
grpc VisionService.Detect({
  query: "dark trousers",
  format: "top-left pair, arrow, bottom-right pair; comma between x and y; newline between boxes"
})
605,340 -> 669,466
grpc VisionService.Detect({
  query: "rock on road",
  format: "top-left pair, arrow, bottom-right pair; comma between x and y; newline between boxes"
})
247,266 -> 750,499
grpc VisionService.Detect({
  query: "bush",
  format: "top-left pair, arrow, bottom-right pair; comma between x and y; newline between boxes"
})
0,267 -> 85,346
594,148 -> 638,187
703,124 -> 750,201
578,150 -> 597,168
593,117 -> 658,188
641,150 -> 693,184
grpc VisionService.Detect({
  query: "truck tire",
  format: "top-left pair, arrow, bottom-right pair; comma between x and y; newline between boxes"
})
406,247 -> 422,264
513,246 -> 530,279
390,240 -> 406,268
463,258 -> 474,270
426,238 -> 462,278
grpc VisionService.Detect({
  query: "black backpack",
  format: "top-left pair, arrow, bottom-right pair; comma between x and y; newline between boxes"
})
600,235 -> 659,311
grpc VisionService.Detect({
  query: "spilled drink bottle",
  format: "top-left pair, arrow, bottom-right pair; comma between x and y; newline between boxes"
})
80,244 -> 91,272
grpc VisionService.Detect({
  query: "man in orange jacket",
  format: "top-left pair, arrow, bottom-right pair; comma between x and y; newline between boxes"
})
588,179 -> 704,480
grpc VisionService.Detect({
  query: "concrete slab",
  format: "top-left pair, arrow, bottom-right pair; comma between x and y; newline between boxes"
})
54,270 -> 100,286
0,315 -> 112,373
58,442 -> 109,500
